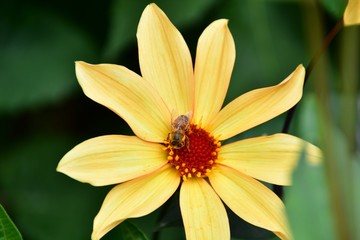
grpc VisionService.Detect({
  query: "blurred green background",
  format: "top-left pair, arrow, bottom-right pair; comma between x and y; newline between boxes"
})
0,0 -> 359,239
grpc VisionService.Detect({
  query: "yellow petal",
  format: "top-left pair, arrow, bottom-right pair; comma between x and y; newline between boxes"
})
75,61 -> 171,142
57,135 -> 167,186
193,19 -> 236,127
92,165 -> 180,240
219,133 -> 322,186
137,3 -> 193,114
344,0 -> 360,26
180,178 -> 230,240
209,165 -> 291,240
208,65 -> 305,141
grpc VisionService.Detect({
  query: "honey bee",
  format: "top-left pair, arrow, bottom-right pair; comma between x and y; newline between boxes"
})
167,112 -> 192,150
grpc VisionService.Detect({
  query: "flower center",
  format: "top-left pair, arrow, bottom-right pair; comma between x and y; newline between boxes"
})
166,124 -> 220,181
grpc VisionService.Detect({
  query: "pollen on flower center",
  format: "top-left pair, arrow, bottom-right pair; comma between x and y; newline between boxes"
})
165,124 -> 220,181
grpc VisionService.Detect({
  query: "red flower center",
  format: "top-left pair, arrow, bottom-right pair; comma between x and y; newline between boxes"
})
166,124 -> 220,181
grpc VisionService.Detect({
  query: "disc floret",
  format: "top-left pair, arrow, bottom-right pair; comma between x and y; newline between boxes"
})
166,124 -> 221,181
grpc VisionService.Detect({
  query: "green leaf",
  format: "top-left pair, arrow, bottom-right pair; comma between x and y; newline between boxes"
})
0,8 -> 96,112
285,151 -> 336,240
102,0 -> 217,60
0,204 -> 22,240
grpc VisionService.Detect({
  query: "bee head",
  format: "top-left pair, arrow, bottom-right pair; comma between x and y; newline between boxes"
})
171,140 -> 185,148
169,132 -> 186,149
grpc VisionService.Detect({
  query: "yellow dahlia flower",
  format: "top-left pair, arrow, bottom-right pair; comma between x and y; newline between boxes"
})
57,3 -> 321,240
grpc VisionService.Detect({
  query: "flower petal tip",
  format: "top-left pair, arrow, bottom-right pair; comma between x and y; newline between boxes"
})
209,19 -> 231,31
75,60 -> 85,66
144,2 -> 162,15
286,64 -> 306,97
294,64 -> 305,76
56,159 -> 66,173
216,18 -> 229,25
344,0 -> 360,26
75,61 -> 91,75
56,164 -> 62,173
305,143 -> 323,166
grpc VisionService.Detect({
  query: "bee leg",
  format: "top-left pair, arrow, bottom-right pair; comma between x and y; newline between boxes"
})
163,134 -> 171,150
185,135 -> 190,151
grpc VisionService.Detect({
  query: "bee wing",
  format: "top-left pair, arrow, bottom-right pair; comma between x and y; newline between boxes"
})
185,111 -> 193,123
170,109 -> 178,130
171,109 -> 193,128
